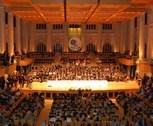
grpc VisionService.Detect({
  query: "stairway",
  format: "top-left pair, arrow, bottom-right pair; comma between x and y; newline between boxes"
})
36,99 -> 53,126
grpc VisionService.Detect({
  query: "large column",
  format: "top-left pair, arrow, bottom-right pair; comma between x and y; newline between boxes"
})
110,33 -> 116,52
47,24 -> 52,52
63,24 -> 68,52
129,19 -> 134,55
136,14 -> 145,77
0,3 -> 5,53
147,8 -> 153,59
138,14 -> 145,61
29,24 -> 35,52
120,22 -> 127,54
136,18 -> 139,52
21,20 -> 28,53
115,23 -> 121,52
97,24 -> 102,52
126,22 -> 130,51
15,17 -> 21,54
120,23 -> 123,53
8,13 -> 14,57
81,25 -> 86,52
150,7 -> 153,58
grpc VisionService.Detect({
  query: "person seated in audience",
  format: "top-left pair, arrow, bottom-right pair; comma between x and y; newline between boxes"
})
139,115 -> 147,126
112,118 -> 118,126
1,93 -> 45,126
139,85 -> 145,96
48,94 -> 120,126
0,111 -> 3,123
116,92 -> 153,126
139,75 -> 153,102
49,115 -> 56,123
135,118 -> 140,126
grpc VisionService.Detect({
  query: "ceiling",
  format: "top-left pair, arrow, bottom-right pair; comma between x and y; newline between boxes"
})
0,0 -> 153,24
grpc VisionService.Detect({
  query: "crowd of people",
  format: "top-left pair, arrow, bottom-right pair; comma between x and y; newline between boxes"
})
0,89 -> 23,124
116,92 -> 153,125
48,93 -> 130,126
0,51 -> 153,126
0,51 -> 15,66
0,70 -> 32,90
138,74 -> 153,103
2,93 -> 44,126
33,64 -> 129,82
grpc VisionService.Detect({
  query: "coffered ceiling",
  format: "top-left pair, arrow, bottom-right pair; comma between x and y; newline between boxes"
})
0,0 -> 153,24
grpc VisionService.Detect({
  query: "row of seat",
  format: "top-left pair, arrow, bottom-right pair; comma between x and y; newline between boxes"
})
96,59 -> 116,64
48,94 -> 123,126
34,59 -> 54,64
5,93 -> 44,126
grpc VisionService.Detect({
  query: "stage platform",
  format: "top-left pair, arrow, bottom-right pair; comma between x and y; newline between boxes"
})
21,80 -> 139,98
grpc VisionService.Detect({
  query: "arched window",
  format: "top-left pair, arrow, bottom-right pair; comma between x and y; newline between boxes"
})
37,43 -> 46,52
54,43 -> 62,53
86,43 -> 96,53
102,43 -> 112,52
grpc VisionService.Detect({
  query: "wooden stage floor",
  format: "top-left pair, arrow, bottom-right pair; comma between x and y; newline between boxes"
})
21,80 -> 139,93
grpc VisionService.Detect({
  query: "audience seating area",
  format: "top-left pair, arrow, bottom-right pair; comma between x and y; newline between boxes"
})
140,75 -> 153,103
0,89 -> 23,112
34,58 -> 54,64
27,52 -> 55,64
46,91 -> 153,126
2,93 -> 44,126
26,52 -> 123,65
48,94 -> 127,126
61,52 -> 89,64
96,58 -> 116,64
116,92 -> 153,125
0,89 -> 24,125
27,52 -> 55,59
0,71 -> 153,125
0,51 -> 153,126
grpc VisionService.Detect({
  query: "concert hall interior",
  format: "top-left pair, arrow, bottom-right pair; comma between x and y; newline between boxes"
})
0,0 -> 153,126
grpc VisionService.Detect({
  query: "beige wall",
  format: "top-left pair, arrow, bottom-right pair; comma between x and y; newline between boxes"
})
34,32 -> 47,51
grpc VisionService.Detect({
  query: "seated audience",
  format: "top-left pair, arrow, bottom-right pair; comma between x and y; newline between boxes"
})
116,92 -> 153,125
48,94 -> 123,126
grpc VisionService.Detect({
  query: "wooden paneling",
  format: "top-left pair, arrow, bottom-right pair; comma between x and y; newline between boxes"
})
0,64 -> 17,77
0,67 -> 6,77
139,63 -> 153,73
18,58 -> 33,66
6,64 -> 17,74
118,58 -> 134,66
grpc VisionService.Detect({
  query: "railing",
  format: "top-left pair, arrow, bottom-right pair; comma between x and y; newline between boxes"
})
5,93 -> 28,116
134,93 -> 153,107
